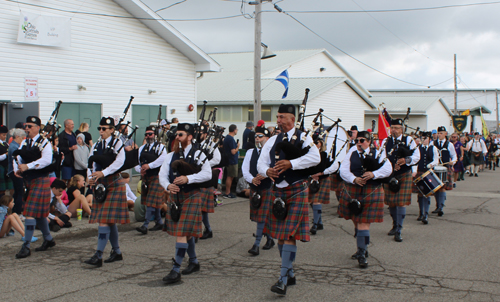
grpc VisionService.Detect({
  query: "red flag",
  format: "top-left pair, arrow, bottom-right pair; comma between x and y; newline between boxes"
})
378,111 -> 390,142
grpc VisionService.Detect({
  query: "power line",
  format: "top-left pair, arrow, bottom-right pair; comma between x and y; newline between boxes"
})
155,0 -> 188,13
282,1 -> 500,14
273,4 -> 452,88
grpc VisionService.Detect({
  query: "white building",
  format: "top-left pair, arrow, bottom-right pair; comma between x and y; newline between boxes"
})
197,49 -> 375,142
1,0 -> 219,143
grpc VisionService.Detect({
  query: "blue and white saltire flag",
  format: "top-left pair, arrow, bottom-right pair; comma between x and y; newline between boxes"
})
275,69 -> 289,99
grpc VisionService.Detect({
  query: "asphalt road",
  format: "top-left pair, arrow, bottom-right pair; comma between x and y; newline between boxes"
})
1,170 -> 499,302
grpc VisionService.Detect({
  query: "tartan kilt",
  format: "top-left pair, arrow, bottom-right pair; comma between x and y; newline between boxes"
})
0,166 -> 13,191
200,187 -> 214,213
471,153 -> 484,165
338,182 -> 384,223
268,181 -> 310,242
89,174 -> 130,224
412,171 -> 424,194
250,188 -> 272,223
164,189 -> 203,238
443,166 -> 454,191
309,176 -> 331,204
23,176 -> 51,218
142,175 -> 164,209
384,170 -> 412,207
330,173 -> 341,192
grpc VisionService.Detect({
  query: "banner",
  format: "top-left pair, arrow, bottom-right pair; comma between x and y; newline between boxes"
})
377,110 -> 390,142
480,109 -> 489,136
451,115 -> 467,133
17,11 -> 71,47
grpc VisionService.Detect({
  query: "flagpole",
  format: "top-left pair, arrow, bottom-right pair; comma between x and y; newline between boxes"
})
253,0 -> 262,124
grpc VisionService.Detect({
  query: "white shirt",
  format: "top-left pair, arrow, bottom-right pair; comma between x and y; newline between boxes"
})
257,128 -> 321,188
0,139 -> 7,162
125,183 -> 137,202
323,157 -> 340,175
13,134 -> 53,172
381,134 -> 420,166
242,148 -> 261,184
158,144 -> 212,190
201,139 -> 221,168
340,146 -> 392,184
467,139 -> 487,154
134,142 -> 168,173
435,139 -> 458,163
87,136 -> 125,178
48,191 -> 68,220
411,144 -> 440,173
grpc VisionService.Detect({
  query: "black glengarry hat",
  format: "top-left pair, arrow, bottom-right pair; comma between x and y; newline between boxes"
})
437,126 -> 447,132
26,116 -> 41,126
357,131 -> 371,140
392,118 -> 403,126
177,123 -> 195,135
0,125 -> 8,134
99,117 -> 115,127
145,125 -> 156,132
350,125 -> 358,131
278,104 -> 295,116
255,126 -> 270,137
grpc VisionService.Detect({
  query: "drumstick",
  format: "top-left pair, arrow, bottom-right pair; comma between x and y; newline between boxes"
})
426,160 -> 457,169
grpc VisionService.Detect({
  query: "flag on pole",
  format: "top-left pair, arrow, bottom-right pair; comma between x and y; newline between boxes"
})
378,108 -> 390,142
382,108 -> 392,126
480,108 -> 489,136
275,70 -> 289,99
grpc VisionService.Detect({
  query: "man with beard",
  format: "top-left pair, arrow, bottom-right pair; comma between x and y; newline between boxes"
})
257,104 -> 320,296
159,123 -> 212,285
243,126 -> 274,256
135,126 -> 168,234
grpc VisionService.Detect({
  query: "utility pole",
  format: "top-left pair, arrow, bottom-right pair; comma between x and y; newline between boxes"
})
454,54 -> 457,115
496,89 -> 499,134
253,0 -> 262,124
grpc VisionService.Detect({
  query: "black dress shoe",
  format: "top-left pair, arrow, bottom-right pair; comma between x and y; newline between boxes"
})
163,269 -> 181,284
351,248 -> 369,260
35,239 -> 56,252
136,225 -> 148,235
387,227 -> 397,236
200,229 -> 213,240
262,237 -> 275,250
310,224 -> 317,235
422,217 -> 429,224
270,280 -> 287,295
432,208 -> 439,213
84,254 -> 103,267
358,254 -> 368,268
394,232 -> 403,242
438,209 -> 444,216
248,244 -> 259,256
149,223 -> 163,231
104,249 -> 123,263
417,215 -> 423,221
181,262 -> 200,275
287,276 -> 296,286
316,223 -> 324,230
469,173 -> 474,177
15,244 -> 31,259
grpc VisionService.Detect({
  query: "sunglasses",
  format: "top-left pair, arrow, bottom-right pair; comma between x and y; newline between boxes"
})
176,133 -> 184,137
97,127 -> 112,131
354,138 -> 367,144
255,134 -> 265,138
145,132 -> 155,136
24,125 -> 33,129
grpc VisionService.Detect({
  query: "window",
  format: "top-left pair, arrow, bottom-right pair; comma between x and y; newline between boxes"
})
248,106 -> 272,122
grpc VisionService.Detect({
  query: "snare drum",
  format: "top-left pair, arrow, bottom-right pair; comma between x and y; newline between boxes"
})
413,170 -> 444,197
433,166 -> 448,183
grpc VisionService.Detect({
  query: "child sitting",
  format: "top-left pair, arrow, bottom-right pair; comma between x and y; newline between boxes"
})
48,179 -> 72,232
0,195 -> 38,242
66,175 -> 92,217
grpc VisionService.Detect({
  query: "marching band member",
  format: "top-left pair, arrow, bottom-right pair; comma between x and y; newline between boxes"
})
84,117 -> 130,267
0,125 -> 12,197
198,122 -> 221,240
309,138 -> 338,235
242,126 -> 274,256
432,126 -> 457,216
382,119 -> 420,242
159,123 -> 212,285
411,133 -> 439,224
339,131 -> 392,268
14,116 -> 55,258
257,104 -> 321,296
135,126 -> 168,235
466,132 -> 487,177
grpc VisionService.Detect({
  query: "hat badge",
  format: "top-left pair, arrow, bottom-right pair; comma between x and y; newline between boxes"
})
31,117 -> 36,122
185,124 -> 190,130
288,107 -> 294,113
106,119 -> 111,124
264,130 -> 268,135
152,127 -> 155,131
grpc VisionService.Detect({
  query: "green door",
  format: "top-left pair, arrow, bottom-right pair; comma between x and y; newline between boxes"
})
132,105 -> 166,147
57,102 -> 101,144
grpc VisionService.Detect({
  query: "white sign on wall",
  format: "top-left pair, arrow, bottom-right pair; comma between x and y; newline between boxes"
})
17,11 -> 71,47
25,77 -> 38,101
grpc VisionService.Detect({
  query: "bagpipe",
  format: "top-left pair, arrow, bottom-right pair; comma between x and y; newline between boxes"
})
13,100 -> 63,162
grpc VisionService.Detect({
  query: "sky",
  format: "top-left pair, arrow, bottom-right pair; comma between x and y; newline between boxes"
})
141,0 -> 500,92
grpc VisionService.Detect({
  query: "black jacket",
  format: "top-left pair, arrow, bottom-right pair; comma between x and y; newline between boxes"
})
58,131 -> 76,167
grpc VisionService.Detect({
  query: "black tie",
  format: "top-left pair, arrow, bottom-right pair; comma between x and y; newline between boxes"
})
28,139 -> 32,148
145,144 -> 150,151
439,141 -> 442,148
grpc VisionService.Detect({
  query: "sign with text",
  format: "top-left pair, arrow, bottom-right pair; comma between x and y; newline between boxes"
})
25,77 -> 38,101
17,11 -> 71,47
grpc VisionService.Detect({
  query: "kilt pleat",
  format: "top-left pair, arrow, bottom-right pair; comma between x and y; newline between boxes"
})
268,181 -> 310,242
200,187 -> 214,213
89,174 -> 130,224
0,166 -> 13,191
23,177 -> 51,218
338,182 -> 384,223
250,188 -> 272,223
309,177 -> 331,204
164,189 -> 203,238
142,175 -> 164,208
384,171 -> 412,207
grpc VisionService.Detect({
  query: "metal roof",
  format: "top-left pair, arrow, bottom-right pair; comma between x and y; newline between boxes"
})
365,96 -> 453,116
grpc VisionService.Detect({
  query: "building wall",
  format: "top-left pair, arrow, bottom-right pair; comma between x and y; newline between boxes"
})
364,114 -> 427,134
426,101 -> 453,131
1,0 -> 198,125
